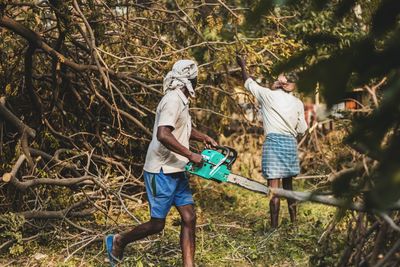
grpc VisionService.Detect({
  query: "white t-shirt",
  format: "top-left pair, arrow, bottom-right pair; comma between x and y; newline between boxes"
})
244,78 -> 308,137
144,89 -> 192,174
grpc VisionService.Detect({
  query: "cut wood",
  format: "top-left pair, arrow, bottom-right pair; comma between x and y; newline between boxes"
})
2,173 -> 12,182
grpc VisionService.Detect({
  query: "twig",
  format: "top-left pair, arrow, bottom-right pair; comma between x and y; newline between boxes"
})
216,0 -> 239,18
378,212 -> 400,232
64,234 -> 103,262
294,174 -> 328,180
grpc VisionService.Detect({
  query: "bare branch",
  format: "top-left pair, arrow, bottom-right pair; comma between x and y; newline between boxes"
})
0,97 -> 36,138
0,16 -> 161,82
269,187 -> 400,212
378,212 -> 400,232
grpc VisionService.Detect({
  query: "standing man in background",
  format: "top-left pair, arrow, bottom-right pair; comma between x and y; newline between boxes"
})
236,55 -> 308,228
105,59 -> 217,267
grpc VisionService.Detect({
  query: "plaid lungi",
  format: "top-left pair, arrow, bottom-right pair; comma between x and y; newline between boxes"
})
262,133 -> 300,179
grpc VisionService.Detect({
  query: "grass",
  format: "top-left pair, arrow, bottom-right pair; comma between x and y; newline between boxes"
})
0,177 -> 343,266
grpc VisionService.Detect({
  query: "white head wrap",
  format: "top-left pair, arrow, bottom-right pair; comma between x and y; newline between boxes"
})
163,59 -> 198,97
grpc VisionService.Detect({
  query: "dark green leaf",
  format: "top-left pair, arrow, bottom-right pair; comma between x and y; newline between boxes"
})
311,0 -> 330,11
245,0 -> 274,26
371,0 -> 400,37
334,0 -> 357,19
303,33 -> 341,46
272,49 -> 313,75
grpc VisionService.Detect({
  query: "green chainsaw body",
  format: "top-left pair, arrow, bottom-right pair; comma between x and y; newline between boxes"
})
185,146 -> 237,183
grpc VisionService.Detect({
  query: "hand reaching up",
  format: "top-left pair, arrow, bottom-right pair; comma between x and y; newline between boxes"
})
236,54 -> 246,69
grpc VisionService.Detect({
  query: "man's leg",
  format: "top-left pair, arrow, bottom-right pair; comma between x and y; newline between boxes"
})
112,218 -> 165,258
267,179 -> 280,228
176,204 -> 196,267
282,177 -> 297,223
111,170 -> 173,259
173,171 -> 195,267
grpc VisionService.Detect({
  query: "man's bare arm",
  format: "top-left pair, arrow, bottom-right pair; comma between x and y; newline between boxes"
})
190,128 -> 218,148
157,126 -> 202,164
236,55 -> 250,82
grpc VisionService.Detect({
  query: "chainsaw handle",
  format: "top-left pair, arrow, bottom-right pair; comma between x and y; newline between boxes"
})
228,147 -> 237,167
213,146 -> 228,153
213,146 -> 237,169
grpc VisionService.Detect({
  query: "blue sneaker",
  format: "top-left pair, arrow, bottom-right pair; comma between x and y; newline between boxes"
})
105,234 -> 121,266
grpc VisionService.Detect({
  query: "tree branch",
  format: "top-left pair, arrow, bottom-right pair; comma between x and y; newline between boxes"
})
1,153 -> 95,191
0,97 -> 36,138
268,187 -> 400,212
18,205 -> 95,220
0,15 -> 161,83
24,45 -> 42,119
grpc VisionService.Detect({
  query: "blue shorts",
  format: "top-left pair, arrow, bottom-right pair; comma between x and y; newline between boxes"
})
144,170 -> 194,219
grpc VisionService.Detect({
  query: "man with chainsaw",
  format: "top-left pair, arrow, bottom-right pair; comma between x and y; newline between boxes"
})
236,55 -> 308,228
105,59 -> 217,267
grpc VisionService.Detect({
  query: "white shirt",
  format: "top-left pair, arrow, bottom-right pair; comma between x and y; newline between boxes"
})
144,89 -> 192,174
244,78 -> 308,137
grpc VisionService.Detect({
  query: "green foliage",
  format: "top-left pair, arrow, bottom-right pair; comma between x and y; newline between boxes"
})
253,0 -> 400,211
0,213 -> 26,255
371,0 -> 400,37
245,1 -> 274,26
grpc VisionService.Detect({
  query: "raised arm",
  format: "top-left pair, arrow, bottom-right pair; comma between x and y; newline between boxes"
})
236,54 -> 270,102
236,55 -> 250,82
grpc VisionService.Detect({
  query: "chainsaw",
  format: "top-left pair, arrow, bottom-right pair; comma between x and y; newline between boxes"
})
185,146 -> 269,194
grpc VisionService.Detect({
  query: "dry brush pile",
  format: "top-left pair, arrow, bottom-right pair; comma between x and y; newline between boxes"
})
0,0 -> 299,257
